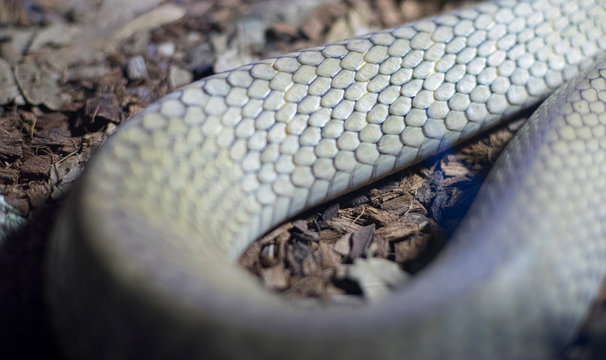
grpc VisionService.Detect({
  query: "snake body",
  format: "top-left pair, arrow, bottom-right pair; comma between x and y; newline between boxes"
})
47,1 -> 606,359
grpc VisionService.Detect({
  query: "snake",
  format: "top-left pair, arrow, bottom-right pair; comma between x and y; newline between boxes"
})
46,0 -> 606,359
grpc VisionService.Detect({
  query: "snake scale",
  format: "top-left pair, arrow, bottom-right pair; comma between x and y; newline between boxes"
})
47,0 -> 606,359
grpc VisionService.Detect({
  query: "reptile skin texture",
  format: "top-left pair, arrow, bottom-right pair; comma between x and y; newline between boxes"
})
47,0 -> 606,359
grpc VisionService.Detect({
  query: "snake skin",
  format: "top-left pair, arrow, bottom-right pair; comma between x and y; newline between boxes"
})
47,0 -> 606,359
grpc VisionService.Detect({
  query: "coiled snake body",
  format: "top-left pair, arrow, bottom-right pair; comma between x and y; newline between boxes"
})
47,0 -> 606,359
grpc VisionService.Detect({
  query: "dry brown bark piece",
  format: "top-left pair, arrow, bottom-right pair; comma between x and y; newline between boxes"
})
20,155 -> 52,178
377,193 -> 426,216
24,181 -> 51,209
302,2 -> 349,41
292,219 -> 320,242
0,167 -> 19,184
284,273 -> 332,299
332,234 -> 351,257
349,223 -> 375,259
317,240 -> 343,269
376,0 -> 403,27
270,23 -> 300,39
3,192 -> 29,214
261,264 -> 289,290
0,132 -> 24,161
84,93 -> 123,125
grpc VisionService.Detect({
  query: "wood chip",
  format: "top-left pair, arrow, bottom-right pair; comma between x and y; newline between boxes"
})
393,223 -> 444,273
325,216 -> 361,234
0,132 -> 24,161
332,235 -> 351,257
325,17 -> 351,43
302,2 -> 348,41
321,203 -> 339,223
292,219 -> 320,242
400,0 -> 435,22
441,176 -> 472,187
285,275 -> 327,298
287,240 -> 312,277
378,193 -> 426,216
84,94 -> 123,125
0,167 -> 19,184
317,240 -> 343,269
318,228 -> 341,243
239,222 -> 293,271
441,154 -> 472,177
261,264 -> 289,290
3,192 -> 29,214
302,255 -> 320,276
376,0 -> 403,27
25,181 -> 51,208
337,206 -> 399,227
270,23 -> 300,39
302,16 -> 325,41
349,224 -> 375,259
375,221 -> 419,243
260,243 -> 279,267
20,155 -> 52,178
32,127 -> 75,153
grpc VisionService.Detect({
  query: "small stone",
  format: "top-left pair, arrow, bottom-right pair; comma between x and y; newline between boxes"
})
157,42 -> 176,57
126,56 -> 148,80
238,16 -> 267,53
50,149 -> 93,200
185,32 -> 203,44
214,47 -> 254,74
183,42 -> 215,71
168,65 -> 193,89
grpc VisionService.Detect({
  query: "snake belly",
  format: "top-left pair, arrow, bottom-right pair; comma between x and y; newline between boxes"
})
46,0 -> 606,359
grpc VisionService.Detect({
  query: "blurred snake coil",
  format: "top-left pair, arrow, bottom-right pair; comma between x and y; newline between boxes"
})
47,0 -> 606,359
